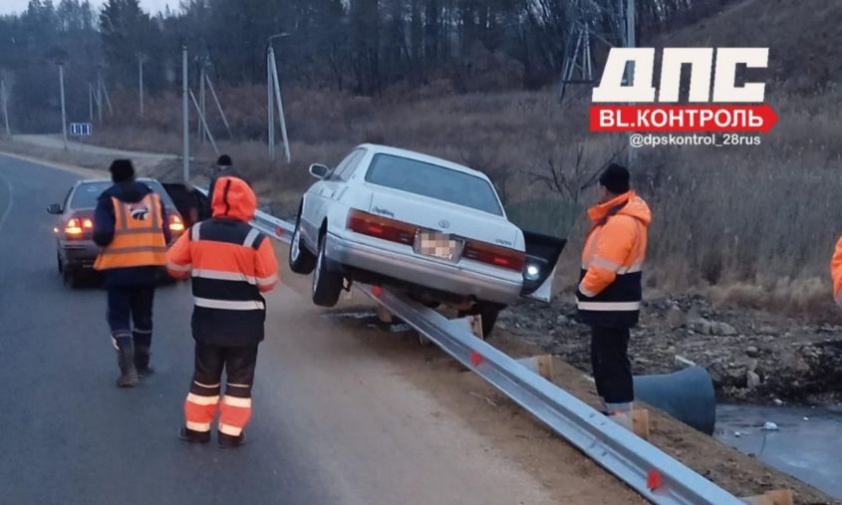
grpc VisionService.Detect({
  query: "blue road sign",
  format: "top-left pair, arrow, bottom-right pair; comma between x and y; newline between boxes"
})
69,122 -> 92,136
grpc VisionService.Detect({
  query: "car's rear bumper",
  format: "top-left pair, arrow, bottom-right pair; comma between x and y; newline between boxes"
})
59,240 -> 99,269
324,232 -> 522,305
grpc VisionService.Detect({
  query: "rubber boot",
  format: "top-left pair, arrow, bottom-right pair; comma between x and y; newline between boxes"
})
116,346 -> 139,388
178,428 -> 211,444
134,345 -> 154,377
218,431 -> 247,449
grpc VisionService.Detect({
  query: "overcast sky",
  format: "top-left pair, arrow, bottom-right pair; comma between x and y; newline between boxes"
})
0,0 -> 175,16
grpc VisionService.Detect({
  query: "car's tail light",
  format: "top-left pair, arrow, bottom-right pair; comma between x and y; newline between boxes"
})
463,240 -> 525,271
347,209 -> 417,245
64,215 -> 93,239
169,214 -> 185,233
65,218 -> 84,238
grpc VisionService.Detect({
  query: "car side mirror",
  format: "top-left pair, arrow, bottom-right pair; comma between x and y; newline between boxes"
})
47,204 -> 63,215
309,163 -> 330,180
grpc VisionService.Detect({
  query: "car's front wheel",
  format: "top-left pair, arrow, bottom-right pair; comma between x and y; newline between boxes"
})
312,234 -> 343,307
289,214 -> 316,275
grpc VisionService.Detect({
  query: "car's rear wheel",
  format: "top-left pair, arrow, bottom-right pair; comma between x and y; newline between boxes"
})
312,234 -> 343,307
289,214 -> 316,275
63,266 -> 82,289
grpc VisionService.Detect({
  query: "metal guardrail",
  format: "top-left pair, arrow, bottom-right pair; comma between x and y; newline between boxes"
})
196,189 -> 746,505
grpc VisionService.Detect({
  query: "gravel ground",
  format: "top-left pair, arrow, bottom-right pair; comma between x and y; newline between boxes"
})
499,294 -> 842,405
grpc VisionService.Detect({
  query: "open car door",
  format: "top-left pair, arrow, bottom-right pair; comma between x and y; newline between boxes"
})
162,183 -> 210,228
506,199 -> 582,303
520,231 -> 566,301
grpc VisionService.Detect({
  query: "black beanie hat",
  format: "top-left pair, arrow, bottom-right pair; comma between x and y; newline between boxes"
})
599,163 -> 630,194
109,159 -> 135,183
217,154 -> 233,167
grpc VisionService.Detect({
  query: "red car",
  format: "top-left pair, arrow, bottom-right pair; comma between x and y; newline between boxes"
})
47,178 -> 185,287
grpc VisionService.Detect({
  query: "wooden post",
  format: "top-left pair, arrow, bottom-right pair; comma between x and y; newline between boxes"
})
536,355 -> 554,381
516,355 -> 555,382
631,409 -> 650,440
741,490 -> 794,505
376,305 -> 393,324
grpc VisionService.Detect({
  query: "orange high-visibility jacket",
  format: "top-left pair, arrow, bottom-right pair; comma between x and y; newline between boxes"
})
166,177 -> 279,346
831,236 -> 842,306
94,193 -> 168,270
576,191 -> 651,328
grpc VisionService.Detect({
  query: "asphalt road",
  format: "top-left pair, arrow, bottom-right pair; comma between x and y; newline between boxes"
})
0,154 -> 556,505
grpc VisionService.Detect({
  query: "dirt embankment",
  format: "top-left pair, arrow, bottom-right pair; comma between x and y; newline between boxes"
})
277,252 -> 838,505
500,295 -> 842,405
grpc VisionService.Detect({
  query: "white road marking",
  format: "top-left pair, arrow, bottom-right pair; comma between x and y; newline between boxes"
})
0,169 -> 13,234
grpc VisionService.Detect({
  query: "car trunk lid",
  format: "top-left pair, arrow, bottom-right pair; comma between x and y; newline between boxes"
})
366,187 -> 520,249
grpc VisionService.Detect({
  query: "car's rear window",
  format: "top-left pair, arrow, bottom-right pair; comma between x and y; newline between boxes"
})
364,154 -> 503,216
71,181 -> 176,209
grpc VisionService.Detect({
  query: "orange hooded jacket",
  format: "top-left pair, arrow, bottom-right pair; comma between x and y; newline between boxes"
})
577,191 -> 651,328
167,177 -> 279,346
831,237 -> 842,305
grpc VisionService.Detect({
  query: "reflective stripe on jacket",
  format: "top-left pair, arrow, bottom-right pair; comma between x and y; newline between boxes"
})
166,177 -> 278,346
94,193 -> 167,270
576,191 -> 651,328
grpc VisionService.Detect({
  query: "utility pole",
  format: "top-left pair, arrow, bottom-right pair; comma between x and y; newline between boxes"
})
190,89 -> 219,156
88,83 -> 94,123
625,0 -> 635,82
267,33 -> 291,164
182,45 -> 189,183
267,47 -> 274,159
625,0 -> 636,168
205,73 -> 233,139
1,79 -> 10,137
97,71 -> 103,124
137,53 -> 147,117
58,63 -> 67,150
198,59 -> 206,144
269,52 -> 291,163
99,77 -> 113,115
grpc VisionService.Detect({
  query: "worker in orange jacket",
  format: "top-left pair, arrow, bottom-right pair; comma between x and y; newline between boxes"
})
831,238 -> 842,306
576,164 -> 651,426
94,160 -> 171,387
166,177 -> 278,448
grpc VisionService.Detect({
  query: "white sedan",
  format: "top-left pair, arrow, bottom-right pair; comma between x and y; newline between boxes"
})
289,144 -> 565,336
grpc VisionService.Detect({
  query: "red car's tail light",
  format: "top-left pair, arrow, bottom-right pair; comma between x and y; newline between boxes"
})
169,214 -> 185,233
463,240 -> 525,272
347,209 -> 417,245
65,218 -> 84,238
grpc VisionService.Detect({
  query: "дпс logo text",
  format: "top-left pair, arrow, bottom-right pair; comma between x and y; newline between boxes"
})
590,48 -> 777,134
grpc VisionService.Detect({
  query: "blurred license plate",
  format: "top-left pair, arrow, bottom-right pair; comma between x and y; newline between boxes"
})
414,231 -> 462,261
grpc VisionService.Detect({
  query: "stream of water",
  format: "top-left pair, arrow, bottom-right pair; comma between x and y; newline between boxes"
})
716,404 -> 842,500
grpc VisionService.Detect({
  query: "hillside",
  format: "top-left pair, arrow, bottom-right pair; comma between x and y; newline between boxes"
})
662,0 -> 842,91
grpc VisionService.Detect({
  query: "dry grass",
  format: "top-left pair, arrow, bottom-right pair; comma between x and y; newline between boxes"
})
82,0 -> 842,318
88,82 -> 842,320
